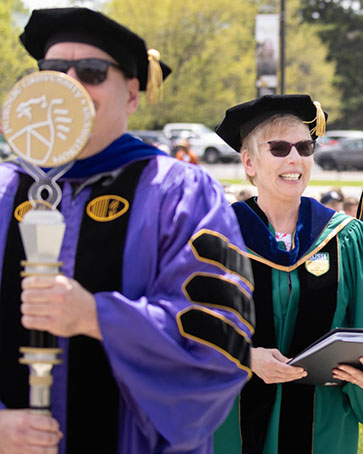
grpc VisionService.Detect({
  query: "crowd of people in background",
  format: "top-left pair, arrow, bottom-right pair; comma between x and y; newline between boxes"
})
222,183 -> 360,217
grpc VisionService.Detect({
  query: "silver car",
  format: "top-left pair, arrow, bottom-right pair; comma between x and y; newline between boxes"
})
315,137 -> 363,170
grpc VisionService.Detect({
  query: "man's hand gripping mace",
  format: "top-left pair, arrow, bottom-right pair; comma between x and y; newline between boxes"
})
18,161 -> 72,415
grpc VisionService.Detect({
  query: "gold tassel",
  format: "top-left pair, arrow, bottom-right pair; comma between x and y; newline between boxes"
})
304,101 -> 326,137
146,49 -> 163,104
313,101 -> 326,137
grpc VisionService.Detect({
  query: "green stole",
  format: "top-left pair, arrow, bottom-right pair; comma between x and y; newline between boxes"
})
220,199 -> 348,454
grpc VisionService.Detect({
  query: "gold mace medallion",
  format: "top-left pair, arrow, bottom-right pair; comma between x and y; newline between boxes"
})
2,71 -> 95,167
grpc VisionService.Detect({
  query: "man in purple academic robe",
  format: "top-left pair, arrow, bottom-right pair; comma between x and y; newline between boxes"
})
0,7 -> 255,454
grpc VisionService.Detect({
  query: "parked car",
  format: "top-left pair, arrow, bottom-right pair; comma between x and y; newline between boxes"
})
317,130 -> 363,148
314,137 -> 363,170
128,130 -> 171,154
163,123 -> 238,163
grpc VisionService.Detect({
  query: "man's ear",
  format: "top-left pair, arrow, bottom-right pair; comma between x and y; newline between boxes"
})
241,149 -> 256,178
126,78 -> 139,115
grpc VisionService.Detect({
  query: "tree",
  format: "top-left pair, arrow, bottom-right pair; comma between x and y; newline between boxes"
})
282,0 -> 340,124
105,0 -> 338,130
3,0 -> 337,131
0,0 -> 35,107
105,0 -> 258,130
301,0 -> 363,129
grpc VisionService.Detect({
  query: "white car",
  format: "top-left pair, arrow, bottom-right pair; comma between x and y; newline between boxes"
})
163,123 -> 238,163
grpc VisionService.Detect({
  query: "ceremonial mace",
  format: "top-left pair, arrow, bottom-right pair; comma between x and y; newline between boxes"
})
2,71 -> 95,414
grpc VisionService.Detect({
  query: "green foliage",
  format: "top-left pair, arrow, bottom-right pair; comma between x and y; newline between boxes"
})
1,0 -> 337,132
0,0 -> 36,107
105,0 -> 338,130
283,0 -> 340,123
105,0 -> 258,130
301,0 -> 363,129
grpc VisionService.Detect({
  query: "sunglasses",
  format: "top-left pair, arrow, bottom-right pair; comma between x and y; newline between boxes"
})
38,58 -> 122,85
260,140 -> 316,157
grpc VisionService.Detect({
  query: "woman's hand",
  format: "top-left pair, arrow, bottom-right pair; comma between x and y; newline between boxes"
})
332,358 -> 363,388
251,347 -> 307,384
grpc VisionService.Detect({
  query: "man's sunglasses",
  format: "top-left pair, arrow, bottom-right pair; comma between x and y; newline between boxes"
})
260,140 -> 316,157
38,58 -> 123,85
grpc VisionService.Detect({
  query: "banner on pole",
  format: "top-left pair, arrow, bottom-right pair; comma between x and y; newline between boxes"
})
255,14 -> 279,96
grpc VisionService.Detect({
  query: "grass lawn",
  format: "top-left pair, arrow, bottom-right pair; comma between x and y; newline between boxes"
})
308,180 -> 363,187
360,424 -> 363,453
220,178 -> 363,187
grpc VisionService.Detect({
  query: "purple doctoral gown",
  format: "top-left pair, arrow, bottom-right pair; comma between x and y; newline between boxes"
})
0,134 -> 254,454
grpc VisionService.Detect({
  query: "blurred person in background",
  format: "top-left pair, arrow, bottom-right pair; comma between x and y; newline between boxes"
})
223,185 -> 238,205
175,138 -> 199,165
236,188 -> 253,202
320,189 -> 344,212
343,196 -> 359,217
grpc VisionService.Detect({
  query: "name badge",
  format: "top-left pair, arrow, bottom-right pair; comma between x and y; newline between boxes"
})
305,252 -> 330,277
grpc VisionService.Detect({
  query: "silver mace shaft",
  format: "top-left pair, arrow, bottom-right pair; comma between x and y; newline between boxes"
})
18,163 -> 71,415
19,347 -> 62,415
19,208 -> 65,415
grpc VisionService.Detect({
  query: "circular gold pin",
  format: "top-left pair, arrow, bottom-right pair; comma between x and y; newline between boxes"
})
1,71 -> 95,167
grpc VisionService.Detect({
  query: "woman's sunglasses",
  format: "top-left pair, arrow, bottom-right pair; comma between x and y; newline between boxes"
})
38,58 -> 123,85
260,140 -> 316,157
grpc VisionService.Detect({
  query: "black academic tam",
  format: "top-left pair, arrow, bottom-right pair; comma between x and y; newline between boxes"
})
19,7 -> 171,90
215,94 -> 328,152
